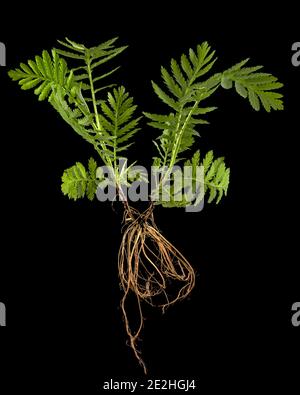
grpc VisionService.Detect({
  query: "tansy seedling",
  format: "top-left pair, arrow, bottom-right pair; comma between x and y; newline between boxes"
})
8,37 -> 283,373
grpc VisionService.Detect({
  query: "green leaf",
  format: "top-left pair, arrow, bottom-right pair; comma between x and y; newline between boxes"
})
151,81 -> 179,111
181,54 -> 193,79
222,59 -> 284,112
171,58 -> 186,88
38,82 -> 52,101
202,150 -> 213,170
161,66 -> 182,98
61,159 -> 98,201
224,58 -> 250,74
221,76 -> 233,89
55,37 -> 127,107
98,86 -> 141,158
21,78 -> 41,90
248,90 -> 260,111
202,151 -> 230,204
55,48 -> 85,59
235,81 -> 248,98
8,50 -> 73,101
88,157 -> 97,176
149,41 -> 219,166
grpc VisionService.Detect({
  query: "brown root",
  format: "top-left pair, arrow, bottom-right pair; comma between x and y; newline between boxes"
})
118,203 -> 195,374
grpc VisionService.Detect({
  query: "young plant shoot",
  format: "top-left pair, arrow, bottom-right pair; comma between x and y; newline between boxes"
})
8,37 -> 283,373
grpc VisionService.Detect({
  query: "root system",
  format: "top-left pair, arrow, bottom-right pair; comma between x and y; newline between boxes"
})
118,202 -> 195,374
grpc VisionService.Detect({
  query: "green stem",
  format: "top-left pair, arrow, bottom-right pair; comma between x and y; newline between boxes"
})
152,101 -> 198,201
86,58 -> 114,172
87,60 -> 101,130
169,100 -> 198,169
113,94 -> 120,181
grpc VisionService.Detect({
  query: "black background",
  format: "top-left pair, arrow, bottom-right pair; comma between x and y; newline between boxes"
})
0,3 -> 299,394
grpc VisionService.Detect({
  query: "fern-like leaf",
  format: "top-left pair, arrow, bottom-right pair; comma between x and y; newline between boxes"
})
201,151 -> 230,203
144,104 -> 217,163
61,158 -> 99,201
221,59 -> 284,111
50,86 -> 114,160
154,149 -> 230,207
55,37 -> 127,104
183,150 -> 230,206
148,42 -> 218,166
8,50 -> 72,101
152,41 -> 217,108
97,86 -> 141,155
